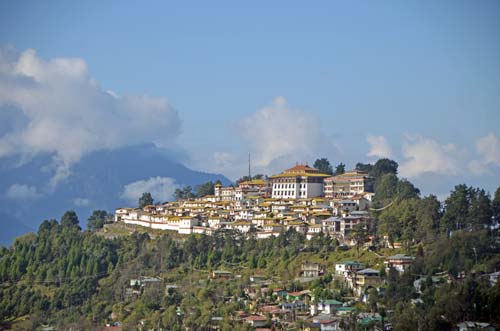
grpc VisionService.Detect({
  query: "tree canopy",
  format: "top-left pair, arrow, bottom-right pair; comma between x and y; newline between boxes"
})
370,158 -> 398,178
87,210 -> 109,232
138,192 -> 154,208
334,162 -> 346,175
61,210 -> 80,229
313,158 -> 333,175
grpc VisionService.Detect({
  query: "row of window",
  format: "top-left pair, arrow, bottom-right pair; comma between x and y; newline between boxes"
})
273,191 -> 307,196
273,183 -> 307,189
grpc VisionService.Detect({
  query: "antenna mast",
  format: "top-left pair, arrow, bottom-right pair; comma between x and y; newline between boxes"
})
248,152 -> 251,179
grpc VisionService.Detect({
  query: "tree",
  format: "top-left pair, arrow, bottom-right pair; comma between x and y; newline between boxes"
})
397,179 -> 420,200
139,192 -> 154,208
235,174 -> 265,185
355,162 -> 373,173
87,210 -> 109,232
469,188 -> 492,230
374,173 -> 398,204
173,188 -> 184,201
313,158 -> 333,175
441,184 -> 470,233
182,186 -> 195,199
196,181 -> 215,197
334,163 -> 346,175
492,187 -> 500,237
61,210 -> 79,229
370,158 -> 398,178
352,223 -> 368,257
415,195 -> 441,242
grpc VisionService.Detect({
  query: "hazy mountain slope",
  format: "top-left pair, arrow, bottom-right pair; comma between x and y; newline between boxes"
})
0,144 -> 230,246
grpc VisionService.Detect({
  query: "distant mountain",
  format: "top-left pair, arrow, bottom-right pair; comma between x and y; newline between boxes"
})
0,144 -> 231,246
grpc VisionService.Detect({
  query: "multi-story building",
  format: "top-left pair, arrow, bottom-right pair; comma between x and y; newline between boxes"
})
324,170 -> 375,199
214,184 -> 236,201
270,164 -> 330,199
384,254 -> 415,273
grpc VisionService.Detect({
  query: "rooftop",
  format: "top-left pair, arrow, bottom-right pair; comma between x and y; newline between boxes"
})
269,164 -> 331,179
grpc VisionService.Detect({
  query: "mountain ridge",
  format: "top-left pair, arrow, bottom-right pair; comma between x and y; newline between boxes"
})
0,144 -> 231,246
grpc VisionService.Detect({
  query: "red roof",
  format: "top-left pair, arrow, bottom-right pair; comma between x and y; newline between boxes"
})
261,305 -> 280,312
246,315 -> 267,321
285,164 -> 318,173
320,319 -> 336,324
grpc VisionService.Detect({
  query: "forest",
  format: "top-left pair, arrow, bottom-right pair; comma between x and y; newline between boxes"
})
1,163 -> 500,330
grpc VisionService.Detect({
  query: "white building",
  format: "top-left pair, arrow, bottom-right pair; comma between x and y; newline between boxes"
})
270,164 -> 330,199
335,261 -> 366,277
324,170 -> 374,199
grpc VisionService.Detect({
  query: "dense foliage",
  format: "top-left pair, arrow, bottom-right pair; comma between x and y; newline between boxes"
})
1,161 -> 500,330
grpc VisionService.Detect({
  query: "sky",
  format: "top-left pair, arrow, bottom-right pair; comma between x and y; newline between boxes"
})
0,0 -> 499,199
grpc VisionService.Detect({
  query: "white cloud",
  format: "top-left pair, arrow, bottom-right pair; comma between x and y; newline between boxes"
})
213,151 -> 233,169
0,48 -> 181,187
366,135 -> 392,158
121,176 -> 179,204
467,132 -> 500,175
476,132 -> 500,166
73,197 -> 90,206
399,135 -> 459,178
237,96 -> 335,174
467,159 -> 488,175
5,183 -> 41,199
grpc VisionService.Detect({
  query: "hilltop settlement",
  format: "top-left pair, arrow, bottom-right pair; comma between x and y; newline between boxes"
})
1,159 -> 500,331
116,164 -> 377,244
102,162 -> 500,331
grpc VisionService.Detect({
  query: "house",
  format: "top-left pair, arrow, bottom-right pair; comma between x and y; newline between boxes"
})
286,290 -> 311,302
413,276 -> 443,293
336,307 -> 356,316
214,184 -> 236,201
211,270 -> 232,279
129,276 -> 162,288
272,288 -> 288,298
351,268 -> 381,296
456,321 -> 496,331
357,313 -> 382,327
310,299 -> 343,316
385,254 -> 415,273
281,301 -> 307,310
318,319 -> 341,331
250,275 -> 268,283
301,262 -> 322,278
244,315 -> 267,327
335,261 -> 365,277
323,170 -> 374,199
269,164 -> 331,199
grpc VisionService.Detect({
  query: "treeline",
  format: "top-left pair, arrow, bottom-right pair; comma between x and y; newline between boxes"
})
0,218 -> 335,329
1,158 -> 500,330
0,211 -> 119,328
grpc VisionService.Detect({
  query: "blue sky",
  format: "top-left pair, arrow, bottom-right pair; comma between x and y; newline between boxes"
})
1,0 -> 499,198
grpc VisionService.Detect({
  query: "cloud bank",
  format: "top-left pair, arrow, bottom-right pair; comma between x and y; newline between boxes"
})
0,47 -> 181,187
237,96 -> 335,174
399,135 -> 459,178
5,184 -> 41,199
366,135 -> 392,158
121,177 -> 179,204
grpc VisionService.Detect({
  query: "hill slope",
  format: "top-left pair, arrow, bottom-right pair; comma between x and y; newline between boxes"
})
0,144 -> 230,246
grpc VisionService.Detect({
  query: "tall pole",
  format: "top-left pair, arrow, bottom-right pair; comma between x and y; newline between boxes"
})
248,152 -> 251,179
